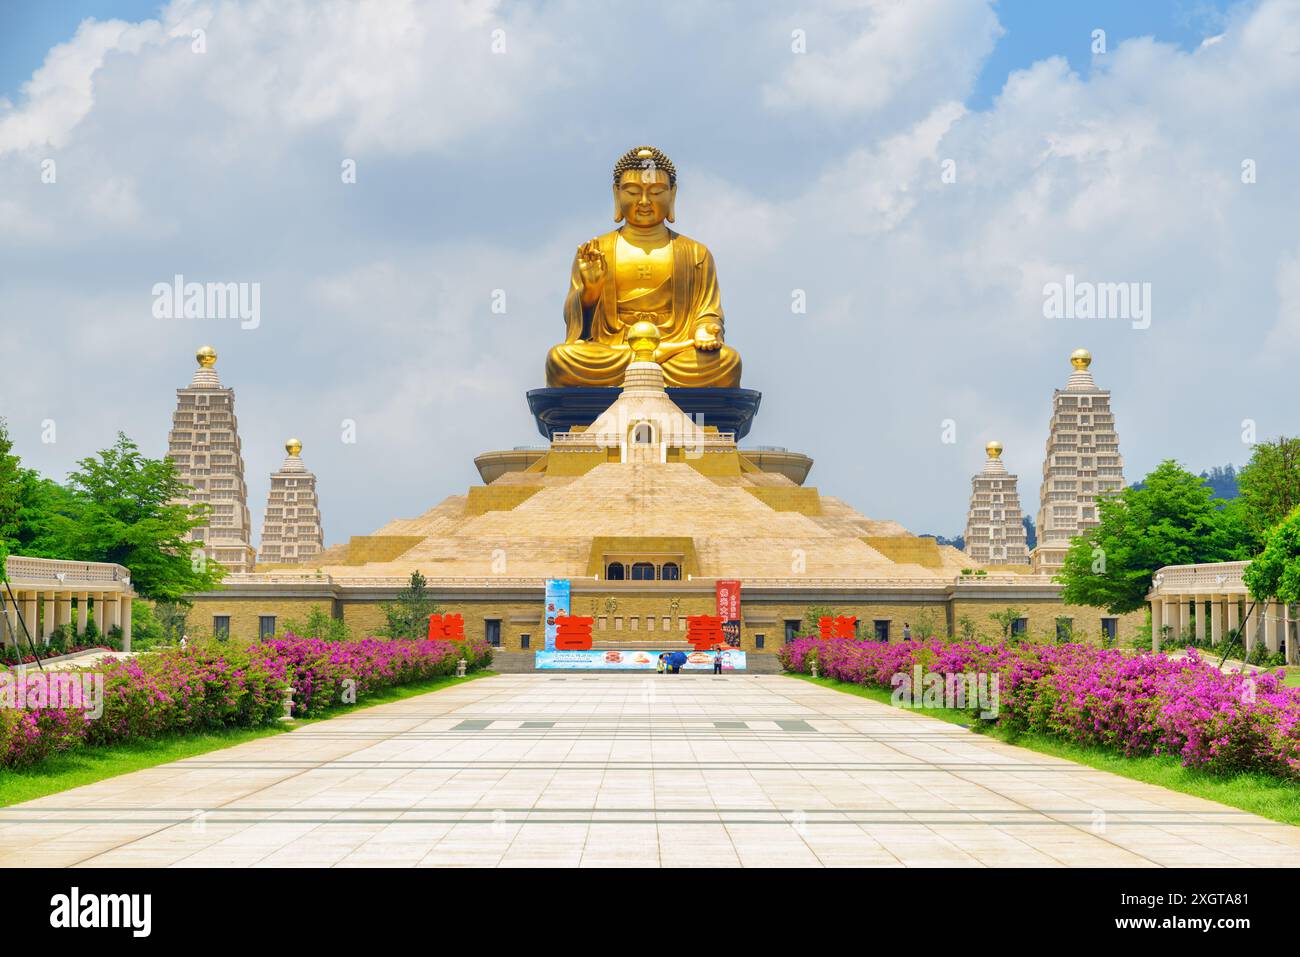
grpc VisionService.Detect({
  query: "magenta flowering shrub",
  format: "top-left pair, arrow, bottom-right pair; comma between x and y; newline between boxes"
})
780,637 -> 1300,780
0,635 -> 490,767
264,634 -> 474,717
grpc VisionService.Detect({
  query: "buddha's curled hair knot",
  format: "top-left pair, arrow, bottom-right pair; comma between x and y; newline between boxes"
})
613,146 -> 676,187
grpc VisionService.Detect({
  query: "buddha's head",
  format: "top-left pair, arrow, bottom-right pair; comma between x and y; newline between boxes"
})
613,145 -> 676,226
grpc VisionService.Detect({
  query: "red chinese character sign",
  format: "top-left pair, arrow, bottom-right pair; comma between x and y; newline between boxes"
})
554,615 -> 594,650
686,614 -> 726,651
428,613 -> 465,641
818,616 -> 857,639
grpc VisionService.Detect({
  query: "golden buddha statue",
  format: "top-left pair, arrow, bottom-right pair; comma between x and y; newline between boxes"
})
545,146 -> 742,389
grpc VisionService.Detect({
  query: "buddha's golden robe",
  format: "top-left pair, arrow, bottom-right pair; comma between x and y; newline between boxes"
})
545,229 -> 742,388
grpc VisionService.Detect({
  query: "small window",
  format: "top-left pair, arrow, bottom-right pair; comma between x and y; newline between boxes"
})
873,620 -> 890,642
1011,618 -> 1028,637
630,562 -> 656,581
606,562 -> 625,581
485,619 -> 501,647
784,619 -> 801,644
213,615 -> 231,639
646,616 -> 655,632
755,633 -> 765,650
1055,617 -> 1073,641
258,615 -> 276,639
1100,618 -> 1118,640
629,616 -> 639,630
661,562 -> 680,581
520,633 -> 531,649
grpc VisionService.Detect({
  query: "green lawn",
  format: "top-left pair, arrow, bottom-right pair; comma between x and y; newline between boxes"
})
787,672 -> 1300,827
0,671 -> 494,807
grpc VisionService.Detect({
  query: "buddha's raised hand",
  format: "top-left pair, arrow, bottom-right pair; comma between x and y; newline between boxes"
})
577,239 -> 606,304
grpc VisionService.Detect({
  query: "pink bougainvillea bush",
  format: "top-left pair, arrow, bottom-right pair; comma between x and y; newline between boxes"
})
0,636 -> 491,767
780,637 -> 1300,780
263,635 -> 491,718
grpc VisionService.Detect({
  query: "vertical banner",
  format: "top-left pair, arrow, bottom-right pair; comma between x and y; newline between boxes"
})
716,579 -> 742,648
544,579 -> 570,651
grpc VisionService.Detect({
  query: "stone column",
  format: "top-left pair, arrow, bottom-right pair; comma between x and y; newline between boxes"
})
1286,603 -> 1298,666
20,592 -> 37,644
56,593 -> 73,630
75,592 -> 88,637
1194,598 -> 1206,644
1150,598 -> 1163,652
1226,599 -> 1240,645
1210,596 -> 1223,646
101,594 -> 119,636
1177,597 -> 1190,643
42,592 -> 56,641
120,596 -> 133,652
1265,601 -> 1281,655
1162,599 -> 1178,647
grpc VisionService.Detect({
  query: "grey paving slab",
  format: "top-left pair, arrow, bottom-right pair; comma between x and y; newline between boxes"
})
1,673 -> 1298,868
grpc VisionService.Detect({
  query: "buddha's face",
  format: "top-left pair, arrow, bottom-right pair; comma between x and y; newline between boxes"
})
615,168 -> 675,226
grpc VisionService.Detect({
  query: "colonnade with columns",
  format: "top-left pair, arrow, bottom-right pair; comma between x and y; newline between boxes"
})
1,557 -> 135,654
1149,572 -> 1297,665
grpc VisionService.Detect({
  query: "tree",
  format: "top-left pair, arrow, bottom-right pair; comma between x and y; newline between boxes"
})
988,607 -> 1023,640
1243,505 -> 1300,605
1059,461 -> 1255,614
801,604 -> 840,638
379,571 -> 440,639
283,605 -> 351,642
1238,436 -> 1300,536
41,433 -> 223,600
0,418 -> 22,574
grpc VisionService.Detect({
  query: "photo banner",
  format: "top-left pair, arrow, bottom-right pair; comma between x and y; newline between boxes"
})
716,580 -> 741,647
535,649 -> 747,671
544,579 -> 570,651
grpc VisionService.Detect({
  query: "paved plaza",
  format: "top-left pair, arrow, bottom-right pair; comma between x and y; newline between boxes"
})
1,673 -> 1298,868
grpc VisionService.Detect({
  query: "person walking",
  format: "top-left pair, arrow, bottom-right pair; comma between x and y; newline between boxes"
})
657,654 -> 666,675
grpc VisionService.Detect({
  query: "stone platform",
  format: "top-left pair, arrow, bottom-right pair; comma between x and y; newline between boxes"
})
526,386 -> 762,440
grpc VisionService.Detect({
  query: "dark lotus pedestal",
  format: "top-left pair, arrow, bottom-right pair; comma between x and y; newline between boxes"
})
526,387 -> 763,441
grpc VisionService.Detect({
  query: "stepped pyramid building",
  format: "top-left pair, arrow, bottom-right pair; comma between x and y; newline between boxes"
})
963,441 -> 1029,566
258,439 -> 325,566
1031,349 -> 1125,574
166,346 -> 255,573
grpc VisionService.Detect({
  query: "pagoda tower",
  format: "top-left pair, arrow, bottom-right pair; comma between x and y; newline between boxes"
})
1030,348 -> 1125,574
258,438 -> 325,565
166,346 -> 256,573
963,441 -> 1029,566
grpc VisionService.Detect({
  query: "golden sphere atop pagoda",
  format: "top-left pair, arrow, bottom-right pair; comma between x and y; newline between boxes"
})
985,440 -> 1003,459
196,345 -> 217,368
627,320 -> 661,363
1070,347 -> 1092,370
285,437 -> 302,456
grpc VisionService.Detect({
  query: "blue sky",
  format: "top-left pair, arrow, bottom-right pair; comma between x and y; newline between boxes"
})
0,0 -> 1293,547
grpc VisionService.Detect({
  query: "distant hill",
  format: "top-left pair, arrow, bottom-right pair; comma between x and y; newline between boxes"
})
1129,464 -> 1239,499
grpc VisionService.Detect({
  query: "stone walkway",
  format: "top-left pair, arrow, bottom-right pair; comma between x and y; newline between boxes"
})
1,673 -> 1297,867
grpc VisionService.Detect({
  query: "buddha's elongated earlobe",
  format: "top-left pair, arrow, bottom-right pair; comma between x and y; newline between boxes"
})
613,186 -> 623,223
667,186 -> 677,223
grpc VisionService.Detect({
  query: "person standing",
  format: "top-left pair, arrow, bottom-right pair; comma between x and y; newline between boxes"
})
713,650 -> 723,674
902,622 -> 912,642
